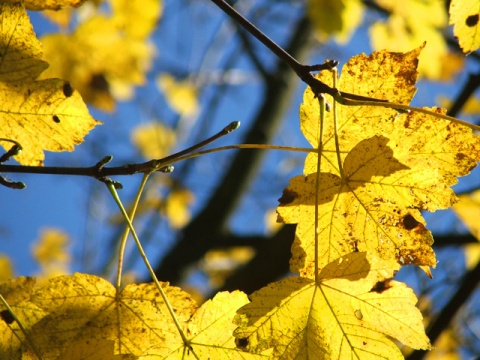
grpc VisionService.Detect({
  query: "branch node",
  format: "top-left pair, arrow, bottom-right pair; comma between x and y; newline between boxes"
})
0,138 -> 22,164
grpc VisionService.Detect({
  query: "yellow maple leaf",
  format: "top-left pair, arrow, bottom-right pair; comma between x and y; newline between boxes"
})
369,0 -> 461,80
0,1 -> 99,165
111,0 -> 163,39
277,46 -> 480,277
40,14 -> 155,111
307,0 -> 364,44
31,228 -> 71,283
234,252 -> 430,358
25,0 -> 87,11
0,277 -> 46,360
131,121 -> 177,159
20,273 -> 196,359
449,0 -> 480,54
169,291 -> 269,359
165,188 -> 195,229
157,74 -> 200,117
0,255 -> 14,283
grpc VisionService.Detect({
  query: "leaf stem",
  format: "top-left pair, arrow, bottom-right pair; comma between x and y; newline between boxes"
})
105,182 -> 193,352
314,96 -> 326,283
115,173 -> 150,292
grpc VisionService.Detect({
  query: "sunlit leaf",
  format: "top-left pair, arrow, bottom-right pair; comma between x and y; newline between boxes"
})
131,122 -> 176,160
170,291 -> 269,358
370,0 -> 460,80
25,0 -> 87,11
23,273 -> 196,359
157,74 -> 200,117
0,1 -> 99,165
307,0 -> 364,44
277,46 -> 480,276
0,277 -> 46,360
449,0 -> 480,54
234,253 -> 430,358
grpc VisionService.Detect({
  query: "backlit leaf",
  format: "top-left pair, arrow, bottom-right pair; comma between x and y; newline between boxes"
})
0,1 -> 99,165
307,0 -> 364,44
157,74 -> 200,117
0,277 -> 46,360
369,0 -> 460,80
25,0 -> 87,11
449,0 -> 480,54
23,273 -> 196,359
277,46 -> 480,276
234,253 -> 430,358
169,291 -> 269,359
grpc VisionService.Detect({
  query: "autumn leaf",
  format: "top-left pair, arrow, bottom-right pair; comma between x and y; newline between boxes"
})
0,277 -> 46,360
277,45 -> 480,277
168,291 -> 269,359
449,0 -> 480,54
157,74 -> 200,117
31,228 -> 71,282
40,2 -> 160,111
307,0 -> 364,44
370,0 -> 461,80
131,121 -> 177,159
20,273 -> 196,359
25,0 -> 87,11
0,0 -> 99,165
1,273 -> 266,359
234,252 -> 430,358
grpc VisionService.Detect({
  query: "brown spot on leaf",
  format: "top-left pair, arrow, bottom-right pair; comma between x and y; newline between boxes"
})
466,14 -> 479,27
370,279 -> 393,293
62,81 -> 74,97
0,310 -> 14,324
403,214 -> 419,230
52,115 -> 60,123
89,73 -> 109,92
456,153 -> 466,161
235,337 -> 249,350
278,189 -> 297,205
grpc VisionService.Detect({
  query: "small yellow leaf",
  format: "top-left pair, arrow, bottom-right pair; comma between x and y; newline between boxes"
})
234,253 -> 430,358
157,74 -> 200,117
0,255 -> 14,283
449,0 -> 480,54
40,15 -> 155,111
111,0 -> 163,39
165,188 -> 195,229
32,228 -> 70,266
453,190 -> 480,240
369,0 -> 457,80
307,0 -> 364,44
131,121 -> 176,159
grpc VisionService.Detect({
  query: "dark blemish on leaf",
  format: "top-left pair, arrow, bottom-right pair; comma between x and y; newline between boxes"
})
456,153 -> 466,161
235,338 -> 249,350
466,14 -> 479,27
370,279 -> 392,293
63,81 -> 74,97
89,73 -> 109,92
278,189 -> 297,205
0,310 -> 14,324
403,214 -> 420,230
53,115 -> 60,123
